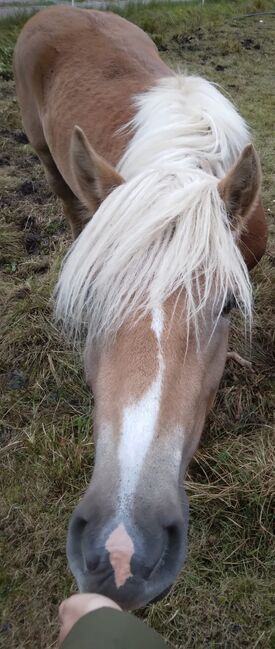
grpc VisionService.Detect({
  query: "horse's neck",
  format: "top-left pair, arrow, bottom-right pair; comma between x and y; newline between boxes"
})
85,79 -> 151,169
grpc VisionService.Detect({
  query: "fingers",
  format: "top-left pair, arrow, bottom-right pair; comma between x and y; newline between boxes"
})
58,593 -> 121,646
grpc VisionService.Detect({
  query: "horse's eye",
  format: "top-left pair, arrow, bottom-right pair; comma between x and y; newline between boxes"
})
222,295 -> 237,316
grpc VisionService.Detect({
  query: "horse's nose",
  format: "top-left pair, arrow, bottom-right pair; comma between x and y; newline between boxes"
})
83,521 -> 179,579
67,508 -> 185,608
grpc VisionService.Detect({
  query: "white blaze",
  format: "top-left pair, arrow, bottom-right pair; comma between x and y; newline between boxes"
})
118,306 -> 164,512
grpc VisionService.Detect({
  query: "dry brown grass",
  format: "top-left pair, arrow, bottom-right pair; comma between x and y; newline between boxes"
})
0,2 -> 274,648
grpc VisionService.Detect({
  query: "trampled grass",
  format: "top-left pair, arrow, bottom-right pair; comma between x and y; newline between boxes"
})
0,1 -> 274,648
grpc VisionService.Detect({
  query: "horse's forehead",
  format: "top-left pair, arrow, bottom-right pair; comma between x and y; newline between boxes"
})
85,293 -> 197,402
89,312 -> 160,403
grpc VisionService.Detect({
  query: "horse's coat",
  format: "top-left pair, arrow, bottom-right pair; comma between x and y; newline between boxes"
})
14,6 -> 267,609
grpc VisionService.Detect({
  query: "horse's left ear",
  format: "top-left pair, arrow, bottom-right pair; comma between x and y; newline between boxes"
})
71,125 -> 124,212
218,144 -> 267,269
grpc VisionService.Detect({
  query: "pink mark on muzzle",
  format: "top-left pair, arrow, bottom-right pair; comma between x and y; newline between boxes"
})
105,523 -> 135,588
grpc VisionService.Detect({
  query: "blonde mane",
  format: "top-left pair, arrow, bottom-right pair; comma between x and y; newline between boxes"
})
54,75 -> 252,344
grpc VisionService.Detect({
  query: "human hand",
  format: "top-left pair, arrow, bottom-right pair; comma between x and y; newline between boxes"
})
58,593 -> 121,646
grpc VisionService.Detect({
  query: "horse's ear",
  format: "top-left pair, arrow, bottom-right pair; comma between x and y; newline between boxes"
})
239,198 -> 267,270
219,144 -> 261,226
218,145 -> 266,269
71,126 -> 124,212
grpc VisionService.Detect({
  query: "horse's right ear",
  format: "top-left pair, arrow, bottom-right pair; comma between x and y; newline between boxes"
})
218,144 -> 261,230
218,144 -> 267,269
71,126 -> 124,212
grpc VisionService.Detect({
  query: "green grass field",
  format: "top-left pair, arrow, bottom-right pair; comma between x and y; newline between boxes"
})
0,1 -> 274,647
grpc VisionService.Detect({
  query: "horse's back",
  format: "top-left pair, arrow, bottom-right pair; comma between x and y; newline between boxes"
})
14,6 -> 163,87
14,7 -> 169,178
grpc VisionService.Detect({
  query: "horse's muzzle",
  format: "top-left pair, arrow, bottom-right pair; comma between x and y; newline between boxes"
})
66,491 -> 189,609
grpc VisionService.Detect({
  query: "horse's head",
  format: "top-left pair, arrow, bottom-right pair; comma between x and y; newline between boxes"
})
56,128 -> 263,609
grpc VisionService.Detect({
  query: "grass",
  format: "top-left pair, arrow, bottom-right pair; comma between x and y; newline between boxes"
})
0,1 -> 274,647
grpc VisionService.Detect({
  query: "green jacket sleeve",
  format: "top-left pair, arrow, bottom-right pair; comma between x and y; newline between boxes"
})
61,607 -> 169,649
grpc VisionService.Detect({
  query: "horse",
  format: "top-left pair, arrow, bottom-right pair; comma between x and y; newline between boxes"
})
14,7 -> 267,610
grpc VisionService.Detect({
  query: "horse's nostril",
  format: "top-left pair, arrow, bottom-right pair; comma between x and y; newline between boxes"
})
71,514 -> 87,536
166,523 -> 180,542
85,555 -> 101,573
165,522 -> 182,555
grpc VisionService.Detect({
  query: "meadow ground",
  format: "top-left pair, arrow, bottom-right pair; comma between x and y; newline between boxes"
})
0,1 -> 274,647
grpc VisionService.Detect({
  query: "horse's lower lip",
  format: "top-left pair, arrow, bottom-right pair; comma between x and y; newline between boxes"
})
148,585 -> 172,604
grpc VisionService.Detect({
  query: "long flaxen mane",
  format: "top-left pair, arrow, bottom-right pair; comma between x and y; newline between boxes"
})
54,76 -> 252,345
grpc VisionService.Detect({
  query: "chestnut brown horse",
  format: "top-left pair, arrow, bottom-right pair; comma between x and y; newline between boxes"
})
14,7 -> 267,609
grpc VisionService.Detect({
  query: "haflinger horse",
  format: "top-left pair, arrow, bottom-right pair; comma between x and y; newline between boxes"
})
14,7 -> 267,609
